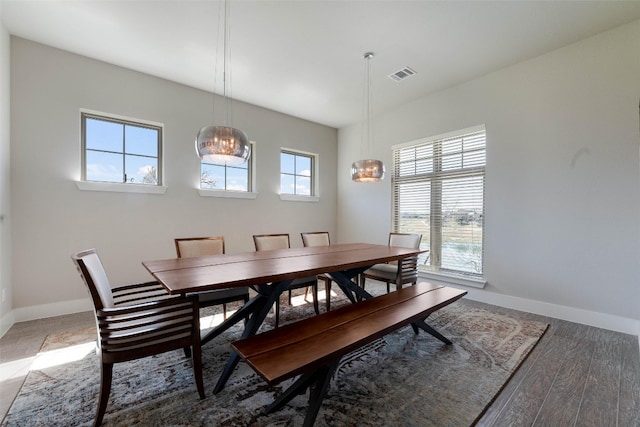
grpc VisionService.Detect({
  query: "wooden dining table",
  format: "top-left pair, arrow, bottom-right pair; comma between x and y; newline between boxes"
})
142,242 -> 425,393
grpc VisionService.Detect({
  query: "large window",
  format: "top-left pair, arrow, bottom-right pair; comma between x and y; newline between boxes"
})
392,125 -> 486,279
81,112 -> 162,185
280,150 -> 315,196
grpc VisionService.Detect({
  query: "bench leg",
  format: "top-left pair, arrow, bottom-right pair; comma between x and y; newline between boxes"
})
412,319 -> 453,345
213,280 -> 294,394
266,359 -> 339,427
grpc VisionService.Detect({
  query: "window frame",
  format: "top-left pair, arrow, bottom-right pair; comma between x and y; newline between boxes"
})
78,110 -> 165,194
279,148 -> 319,202
392,125 -> 486,286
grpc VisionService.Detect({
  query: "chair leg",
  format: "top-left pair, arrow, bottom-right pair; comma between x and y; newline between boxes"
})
95,362 -> 113,427
312,282 -> 319,315
192,340 -> 205,399
358,275 -> 366,302
223,303 -> 228,320
325,279 -> 332,312
386,281 -> 391,293
275,297 -> 281,328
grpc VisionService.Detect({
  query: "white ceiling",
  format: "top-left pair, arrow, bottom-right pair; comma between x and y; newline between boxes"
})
2,0 -> 639,128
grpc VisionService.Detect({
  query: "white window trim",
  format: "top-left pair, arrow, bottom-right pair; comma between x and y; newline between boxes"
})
418,270 -> 487,289
198,189 -> 258,199
76,181 -> 167,194
391,124 -> 486,150
279,147 -> 320,201
279,194 -> 320,203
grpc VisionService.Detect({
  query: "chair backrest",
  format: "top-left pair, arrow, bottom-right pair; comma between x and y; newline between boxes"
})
389,232 -> 422,249
301,232 -> 330,247
175,236 -> 225,258
253,234 -> 290,251
71,249 -> 114,309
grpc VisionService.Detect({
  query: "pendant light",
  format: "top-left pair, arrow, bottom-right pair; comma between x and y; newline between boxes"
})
195,0 -> 250,165
351,52 -> 385,182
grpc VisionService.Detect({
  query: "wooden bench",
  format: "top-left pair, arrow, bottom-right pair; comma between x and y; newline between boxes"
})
231,282 -> 467,427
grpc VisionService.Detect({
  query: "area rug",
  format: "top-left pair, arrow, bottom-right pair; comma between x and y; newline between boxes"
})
1,288 -> 548,426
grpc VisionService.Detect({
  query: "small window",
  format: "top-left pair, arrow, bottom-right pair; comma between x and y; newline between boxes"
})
200,145 -> 253,192
280,150 -> 315,196
81,112 -> 162,185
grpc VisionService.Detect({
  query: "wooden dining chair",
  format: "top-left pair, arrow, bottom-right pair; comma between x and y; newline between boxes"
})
71,249 -> 205,427
359,232 -> 423,293
301,231 -> 334,311
253,233 -> 319,327
174,236 -> 250,320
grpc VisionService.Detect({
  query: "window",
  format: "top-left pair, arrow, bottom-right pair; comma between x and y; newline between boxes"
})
81,111 -> 162,185
201,155 -> 252,192
280,150 -> 315,196
392,125 -> 486,279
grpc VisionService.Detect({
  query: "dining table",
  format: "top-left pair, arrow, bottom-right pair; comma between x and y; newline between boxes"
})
142,242 -> 425,393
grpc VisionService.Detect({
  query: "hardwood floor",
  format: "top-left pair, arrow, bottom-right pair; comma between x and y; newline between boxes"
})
1,285 -> 638,425
472,301 -> 640,426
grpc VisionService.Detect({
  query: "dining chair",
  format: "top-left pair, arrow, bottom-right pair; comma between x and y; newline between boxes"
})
174,236 -> 250,320
253,233 -> 319,327
71,248 -> 205,427
301,231 -> 334,312
359,232 -> 423,293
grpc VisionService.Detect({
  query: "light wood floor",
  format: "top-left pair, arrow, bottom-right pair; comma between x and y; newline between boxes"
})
1,287 -> 638,425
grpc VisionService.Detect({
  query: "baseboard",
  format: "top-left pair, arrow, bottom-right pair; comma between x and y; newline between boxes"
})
461,287 -> 639,336
0,309 -> 15,338
12,298 -> 93,323
4,289 -> 639,339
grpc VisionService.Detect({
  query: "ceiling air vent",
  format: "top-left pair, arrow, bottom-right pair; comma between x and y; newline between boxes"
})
388,67 -> 416,82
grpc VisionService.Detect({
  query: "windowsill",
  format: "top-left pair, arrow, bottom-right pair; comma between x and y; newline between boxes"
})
198,189 -> 258,199
418,270 -> 487,289
279,194 -> 320,203
76,181 -> 167,194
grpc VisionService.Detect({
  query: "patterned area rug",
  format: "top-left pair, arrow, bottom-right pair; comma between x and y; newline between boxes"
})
2,287 -> 548,426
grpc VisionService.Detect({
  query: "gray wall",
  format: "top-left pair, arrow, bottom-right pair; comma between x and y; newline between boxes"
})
9,38 -> 337,320
338,21 -> 640,333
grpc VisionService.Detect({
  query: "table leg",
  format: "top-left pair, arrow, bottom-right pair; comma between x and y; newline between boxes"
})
213,279 -> 293,394
201,297 -> 259,346
328,267 -> 373,302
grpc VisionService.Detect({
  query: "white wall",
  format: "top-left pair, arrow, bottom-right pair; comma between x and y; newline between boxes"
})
9,38 -> 337,321
338,21 -> 640,333
0,5 -> 13,335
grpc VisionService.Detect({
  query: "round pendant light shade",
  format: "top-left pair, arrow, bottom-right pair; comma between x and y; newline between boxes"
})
196,125 -> 250,165
351,159 -> 385,182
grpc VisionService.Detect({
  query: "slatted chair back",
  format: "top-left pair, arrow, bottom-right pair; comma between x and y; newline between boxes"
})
71,248 -> 205,426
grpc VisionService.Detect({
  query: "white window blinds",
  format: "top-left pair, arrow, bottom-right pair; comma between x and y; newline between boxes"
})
392,126 -> 486,278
